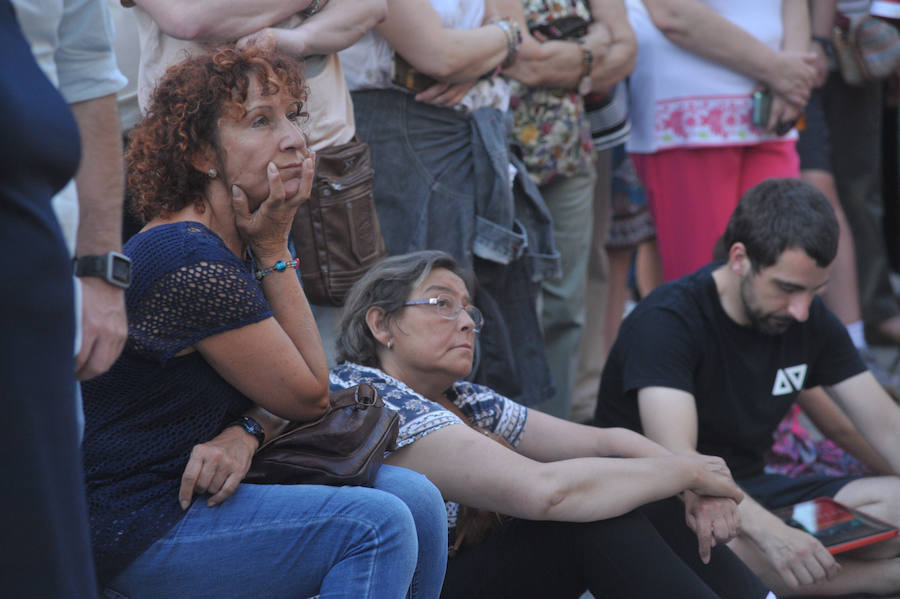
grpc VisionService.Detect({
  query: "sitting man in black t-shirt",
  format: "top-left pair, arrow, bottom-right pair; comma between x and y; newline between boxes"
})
595,178 -> 900,597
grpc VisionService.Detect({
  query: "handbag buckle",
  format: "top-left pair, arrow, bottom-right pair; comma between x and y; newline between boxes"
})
354,385 -> 378,409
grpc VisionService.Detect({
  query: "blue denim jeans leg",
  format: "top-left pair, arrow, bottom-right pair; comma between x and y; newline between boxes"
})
371,465 -> 448,599
103,481 -> 420,599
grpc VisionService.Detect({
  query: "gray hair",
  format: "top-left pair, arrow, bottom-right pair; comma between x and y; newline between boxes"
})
336,250 -> 475,367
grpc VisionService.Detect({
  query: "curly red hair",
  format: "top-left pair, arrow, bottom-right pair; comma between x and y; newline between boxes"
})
126,45 -> 307,222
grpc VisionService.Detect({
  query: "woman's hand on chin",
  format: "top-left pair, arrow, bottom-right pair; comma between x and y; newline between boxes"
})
232,155 -> 315,259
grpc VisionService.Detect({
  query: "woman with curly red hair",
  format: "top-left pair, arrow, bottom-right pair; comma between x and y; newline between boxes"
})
81,46 -> 447,599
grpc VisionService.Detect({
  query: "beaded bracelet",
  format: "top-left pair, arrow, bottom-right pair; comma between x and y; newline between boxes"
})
255,257 -> 300,281
493,18 -> 523,69
300,0 -> 327,18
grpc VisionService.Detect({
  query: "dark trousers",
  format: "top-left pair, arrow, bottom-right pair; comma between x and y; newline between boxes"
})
822,72 -> 900,326
441,497 -> 769,599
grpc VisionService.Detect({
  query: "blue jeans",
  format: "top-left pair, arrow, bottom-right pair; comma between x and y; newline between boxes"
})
105,466 -> 446,599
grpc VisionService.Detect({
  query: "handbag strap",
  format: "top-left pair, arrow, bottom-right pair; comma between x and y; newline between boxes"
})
260,384 -> 381,449
435,391 -> 513,449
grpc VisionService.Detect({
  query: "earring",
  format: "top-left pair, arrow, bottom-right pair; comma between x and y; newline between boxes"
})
386,339 -> 393,350
207,168 -> 218,179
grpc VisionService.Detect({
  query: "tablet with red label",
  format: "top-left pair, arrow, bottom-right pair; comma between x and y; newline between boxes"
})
774,497 -> 898,554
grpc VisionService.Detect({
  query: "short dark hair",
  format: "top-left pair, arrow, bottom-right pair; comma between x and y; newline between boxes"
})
722,178 -> 838,270
336,251 -> 475,367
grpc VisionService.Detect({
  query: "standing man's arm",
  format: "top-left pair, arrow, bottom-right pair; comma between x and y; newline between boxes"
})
70,94 -> 127,380
638,386 -> 841,588
53,0 -> 129,380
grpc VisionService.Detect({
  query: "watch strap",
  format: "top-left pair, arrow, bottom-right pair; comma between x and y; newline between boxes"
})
74,251 -> 132,289
230,416 -> 266,448
812,34 -> 836,61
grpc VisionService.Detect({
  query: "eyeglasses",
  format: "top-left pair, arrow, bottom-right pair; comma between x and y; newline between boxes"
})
403,294 -> 483,332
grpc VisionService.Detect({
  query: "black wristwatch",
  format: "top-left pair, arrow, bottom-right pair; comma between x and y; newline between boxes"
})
230,416 -> 266,448
74,251 -> 132,289
812,35 -> 836,63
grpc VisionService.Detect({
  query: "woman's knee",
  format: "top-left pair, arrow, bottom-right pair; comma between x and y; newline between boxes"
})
373,465 -> 448,534
358,486 -> 419,543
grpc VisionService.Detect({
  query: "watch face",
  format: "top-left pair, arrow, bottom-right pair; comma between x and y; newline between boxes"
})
111,255 -> 132,285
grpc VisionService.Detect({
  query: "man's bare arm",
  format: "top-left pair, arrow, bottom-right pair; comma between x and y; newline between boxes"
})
70,94 -> 127,380
638,386 -> 839,584
828,371 -> 900,474
797,387 -> 895,475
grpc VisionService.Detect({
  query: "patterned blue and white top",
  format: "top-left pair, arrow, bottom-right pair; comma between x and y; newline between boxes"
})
330,362 -> 529,540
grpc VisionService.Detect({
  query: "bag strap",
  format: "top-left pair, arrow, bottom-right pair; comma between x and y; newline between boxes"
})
434,391 -> 513,449
260,384 -> 381,449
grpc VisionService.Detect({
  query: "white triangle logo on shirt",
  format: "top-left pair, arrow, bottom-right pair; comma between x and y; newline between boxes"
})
772,370 -> 793,395
771,364 -> 808,396
784,365 -> 807,390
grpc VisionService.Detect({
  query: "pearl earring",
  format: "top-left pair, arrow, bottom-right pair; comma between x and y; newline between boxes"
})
386,339 -> 393,350
208,168 -> 218,178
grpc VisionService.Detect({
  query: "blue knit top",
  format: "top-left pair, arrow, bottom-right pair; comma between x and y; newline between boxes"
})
81,222 -> 273,585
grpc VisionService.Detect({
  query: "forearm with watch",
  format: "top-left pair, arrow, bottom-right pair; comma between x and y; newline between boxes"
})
71,94 -> 127,283
227,406 -> 292,451
809,0 -> 837,73
70,94 -> 130,380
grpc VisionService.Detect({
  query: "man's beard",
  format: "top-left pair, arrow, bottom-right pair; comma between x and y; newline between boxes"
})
740,276 -> 796,335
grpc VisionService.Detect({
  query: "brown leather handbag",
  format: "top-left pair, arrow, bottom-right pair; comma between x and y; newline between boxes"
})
293,138 -> 387,306
244,384 -> 399,487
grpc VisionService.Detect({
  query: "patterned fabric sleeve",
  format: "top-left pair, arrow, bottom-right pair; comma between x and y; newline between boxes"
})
126,224 -> 273,362
330,364 -> 528,450
330,363 -> 464,450
451,381 -> 528,448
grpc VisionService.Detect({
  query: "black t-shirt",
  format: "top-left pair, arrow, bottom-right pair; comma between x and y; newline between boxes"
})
594,262 -> 865,480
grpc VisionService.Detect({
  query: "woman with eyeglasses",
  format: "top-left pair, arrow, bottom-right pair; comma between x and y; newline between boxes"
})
330,250 -> 776,599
